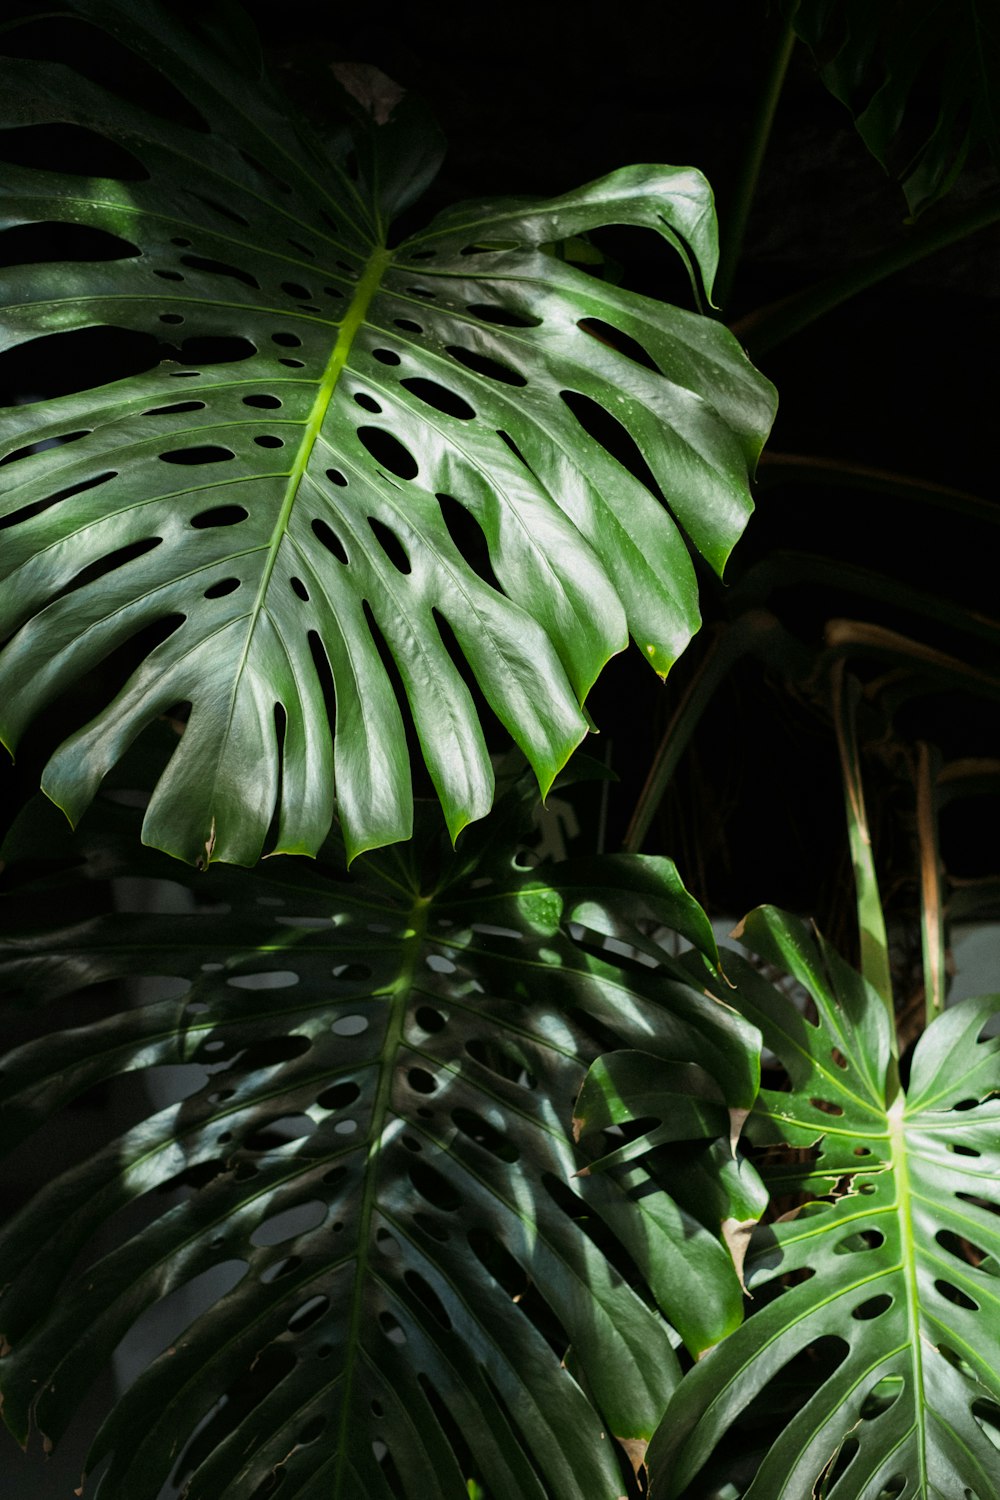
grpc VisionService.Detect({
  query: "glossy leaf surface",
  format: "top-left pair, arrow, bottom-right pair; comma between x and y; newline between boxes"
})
0,774 -> 760,1499
0,0 -> 775,866
648,906 -> 1000,1499
792,0 -> 1000,214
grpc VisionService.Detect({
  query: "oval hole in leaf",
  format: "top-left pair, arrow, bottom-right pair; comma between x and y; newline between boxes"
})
160,444 -> 235,465
241,1036 -> 313,1069
452,1107 -> 519,1163
935,1279 -> 979,1310
245,1114 -> 317,1150
466,302 -> 540,328
190,191 -> 249,227
297,1416 -> 327,1445
179,253 -> 259,289
378,1311 -> 407,1345
393,317 -> 423,333
226,970 -> 298,989
355,392 -> 382,413
0,326 -> 160,398
560,389 -> 663,496
0,426 -> 89,466
938,1227 -> 989,1266
288,238 -> 316,259
0,220 -> 140,265
467,1227 -> 525,1297
409,1160 -> 461,1211
578,317 -> 659,371
0,469 -> 116,531
810,1097 -> 844,1116
281,281 -> 311,298
859,1374 -> 903,1420
191,503 -> 249,529
973,1399 -> 1000,1447
51,537 -> 161,602
260,1255 -> 301,1284
356,426 -> 418,480
317,1080 -> 361,1111
143,400 -> 205,416
252,1200 -> 327,1247
408,1067 -> 437,1095
404,1270 -> 452,1331
203,577 -> 241,599
401,377 -> 475,420
446,344 -> 526,387
414,1006 -> 446,1033
254,434 -> 284,448
413,1212 -> 448,1243
288,1295 -> 329,1334
311,517 -> 349,564
852,1293 -> 893,1320
331,1014 -> 369,1036
326,468 -> 347,487
950,1143 -> 982,1157
272,331 -> 302,348
333,963 -> 372,982
0,122 -> 148,179
465,1037 -> 537,1089
178,335 -> 257,365
372,348 -> 401,365
436,493 -> 503,591
243,394 -> 282,409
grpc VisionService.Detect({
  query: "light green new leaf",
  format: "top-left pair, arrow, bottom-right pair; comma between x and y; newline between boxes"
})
648,906 -> 1000,1500
0,0 -> 775,867
0,774 -> 760,1500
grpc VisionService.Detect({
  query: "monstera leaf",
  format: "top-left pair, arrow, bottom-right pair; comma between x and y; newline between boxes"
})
791,0 -> 1000,214
0,0 -> 775,867
643,907 -> 1000,1500
0,767 -> 761,1500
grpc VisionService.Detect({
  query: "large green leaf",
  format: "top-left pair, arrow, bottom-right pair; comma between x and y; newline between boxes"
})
0,0 -> 775,867
0,770 -> 761,1499
791,0 -> 1000,214
647,906 -> 1000,1499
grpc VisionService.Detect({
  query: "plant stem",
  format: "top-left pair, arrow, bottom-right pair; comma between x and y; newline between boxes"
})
732,193 -> 1000,356
714,8 -> 798,311
915,741 -> 947,1025
830,663 -> 898,1087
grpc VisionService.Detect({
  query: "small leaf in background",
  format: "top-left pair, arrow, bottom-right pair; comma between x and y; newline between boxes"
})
791,0 -> 1000,214
648,907 -> 1000,1499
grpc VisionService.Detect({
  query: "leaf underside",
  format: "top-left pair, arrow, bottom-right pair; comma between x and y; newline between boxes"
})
649,907 -> 1000,1500
0,0 -> 776,867
0,772 -> 760,1500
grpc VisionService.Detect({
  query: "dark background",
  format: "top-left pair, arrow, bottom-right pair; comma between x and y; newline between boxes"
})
2,8 -> 1000,1491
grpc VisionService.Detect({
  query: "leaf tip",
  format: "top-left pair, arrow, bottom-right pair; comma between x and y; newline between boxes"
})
615,1437 -> 648,1477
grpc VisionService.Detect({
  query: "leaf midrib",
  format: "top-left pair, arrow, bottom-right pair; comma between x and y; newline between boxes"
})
331,886 -> 430,1496
889,1094 -> 929,1494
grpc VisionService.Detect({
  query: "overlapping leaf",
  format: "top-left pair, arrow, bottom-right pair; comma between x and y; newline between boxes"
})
0,0 -> 775,866
791,0 -> 1000,214
646,906 -> 1000,1500
0,770 -> 760,1500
